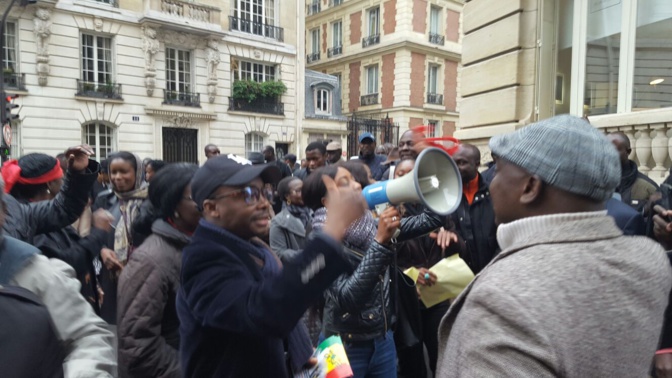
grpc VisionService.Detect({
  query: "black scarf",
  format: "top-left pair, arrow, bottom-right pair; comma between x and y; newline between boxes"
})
283,203 -> 312,230
617,160 -> 639,203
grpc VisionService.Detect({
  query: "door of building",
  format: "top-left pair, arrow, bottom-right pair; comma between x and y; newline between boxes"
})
163,127 -> 198,163
275,143 -> 289,160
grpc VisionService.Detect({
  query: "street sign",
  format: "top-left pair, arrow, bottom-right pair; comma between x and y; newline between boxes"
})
3,123 -> 11,146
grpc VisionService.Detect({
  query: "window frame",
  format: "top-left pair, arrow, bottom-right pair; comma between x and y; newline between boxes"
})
332,20 -> 343,48
245,132 -> 264,155
428,64 -> 440,94
82,122 -> 116,161
165,47 -> 192,94
366,64 -> 379,95
367,7 -> 380,37
3,20 -> 18,72
232,59 -> 277,82
315,88 -> 331,115
81,33 -> 114,85
311,28 -> 320,54
234,0 -> 277,26
429,5 -> 441,35
427,120 -> 438,138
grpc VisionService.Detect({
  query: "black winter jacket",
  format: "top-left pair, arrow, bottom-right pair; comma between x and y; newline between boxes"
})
450,173 -> 498,274
323,210 -> 442,341
3,160 -> 99,245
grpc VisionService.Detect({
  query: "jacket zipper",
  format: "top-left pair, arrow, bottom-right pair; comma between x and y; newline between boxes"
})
380,274 -> 388,335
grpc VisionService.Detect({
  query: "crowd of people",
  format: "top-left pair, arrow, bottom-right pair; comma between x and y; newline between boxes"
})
3,114 -> 672,378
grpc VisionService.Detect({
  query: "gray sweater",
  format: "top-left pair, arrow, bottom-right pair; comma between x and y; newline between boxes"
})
437,211 -> 672,377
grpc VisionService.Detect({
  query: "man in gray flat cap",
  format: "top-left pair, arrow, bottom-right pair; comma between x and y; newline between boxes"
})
436,114 -> 672,377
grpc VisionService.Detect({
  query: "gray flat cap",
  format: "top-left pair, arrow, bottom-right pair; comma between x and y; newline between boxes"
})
489,114 -> 620,201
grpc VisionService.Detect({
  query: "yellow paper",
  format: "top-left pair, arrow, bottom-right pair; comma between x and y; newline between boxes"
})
403,266 -> 420,284
418,254 -> 474,308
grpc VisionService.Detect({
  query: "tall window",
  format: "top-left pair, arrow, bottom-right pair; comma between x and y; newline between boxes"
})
429,6 -> 441,35
4,21 -> 17,71
311,28 -> 320,54
166,48 -> 191,93
368,7 -> 380,37
427,120 -> 438,138
232,60 -> 276,82
245,132 -> 264,155
81,34 -> 112,84
366,65 -> 379,94
332,21 -> 342,47
316,88 -> 330,114
234,0 -> 276,33
83,123 -> 115,160
428,64 -> 439,94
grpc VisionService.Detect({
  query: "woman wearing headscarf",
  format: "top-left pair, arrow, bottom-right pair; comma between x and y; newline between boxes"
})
117,163 -> 200,378
3,153 -> 114,312
302,165 -> 442,378
93,151 -> 151,325
269,176 -> 312,262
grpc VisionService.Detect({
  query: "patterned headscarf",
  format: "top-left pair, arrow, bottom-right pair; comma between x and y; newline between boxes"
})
112,152 -> 148,263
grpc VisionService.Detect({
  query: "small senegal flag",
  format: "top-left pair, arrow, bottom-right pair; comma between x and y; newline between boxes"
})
309,336 -> 353,378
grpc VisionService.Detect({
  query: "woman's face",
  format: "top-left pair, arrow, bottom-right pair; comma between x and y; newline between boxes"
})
175,185 -> 201,232
334,167 -> 362,192
286,179 -> 304,206
145,164 -> 155,182
110,158 -> 136,193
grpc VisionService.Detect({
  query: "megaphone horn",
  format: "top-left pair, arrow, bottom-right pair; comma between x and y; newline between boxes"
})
362,147 -> 463,216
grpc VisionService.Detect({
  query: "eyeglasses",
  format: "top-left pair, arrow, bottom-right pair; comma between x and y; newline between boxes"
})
209,186 -> 263,206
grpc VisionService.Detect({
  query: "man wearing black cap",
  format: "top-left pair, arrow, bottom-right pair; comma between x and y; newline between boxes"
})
177,154 -> 367,377
358,132 -> 386,181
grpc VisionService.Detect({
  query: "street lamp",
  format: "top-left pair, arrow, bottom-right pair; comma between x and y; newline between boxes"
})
0,0 -> 36,162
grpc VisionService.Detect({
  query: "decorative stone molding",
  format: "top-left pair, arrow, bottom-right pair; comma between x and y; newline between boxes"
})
163,115 -> 193,128
205,38 -> 220,103
161,30 -> 205,48
94,17 -> 103,32
34,7 -> 52,86
141,25 -> 160,96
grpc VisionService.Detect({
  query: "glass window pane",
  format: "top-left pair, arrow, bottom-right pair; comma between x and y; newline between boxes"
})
584,1 -> 621,116
632,2 -> 672,111
430,7 -> 440,34
555,0 -> 573,115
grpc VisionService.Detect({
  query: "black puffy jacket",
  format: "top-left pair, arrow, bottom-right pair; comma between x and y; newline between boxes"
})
3,160 -> 99,245
322,210 -> 442,341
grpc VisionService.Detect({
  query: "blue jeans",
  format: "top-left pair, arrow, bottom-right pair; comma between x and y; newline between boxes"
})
343,331 -> 397,378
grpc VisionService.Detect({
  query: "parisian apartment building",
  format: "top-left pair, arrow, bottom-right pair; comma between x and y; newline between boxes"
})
304,0 -> 463,155
457,0 -> 672,182
1,0 -> 304,164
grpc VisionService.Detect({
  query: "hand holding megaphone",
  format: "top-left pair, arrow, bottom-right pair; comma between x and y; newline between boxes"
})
321,174 -> 368,242
375,206 -> 401,246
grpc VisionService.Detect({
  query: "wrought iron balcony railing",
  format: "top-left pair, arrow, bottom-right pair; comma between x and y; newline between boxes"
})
163,89 -> 200,107
229,16 -> 284,42
327,45 -> 342,58
3,72 -> 25,90
307,1 -> 320,15
307,52 -> 320,63
362,34 -> 380,48
229,97 -> 284,115
361,93 -> 379,106
426,92 -> 443,105
76,80 -> 122,100
428,33 -> 445,45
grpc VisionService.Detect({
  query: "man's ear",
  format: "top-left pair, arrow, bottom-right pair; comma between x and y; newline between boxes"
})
202,200 -> 218,218
520,175 -> 544,205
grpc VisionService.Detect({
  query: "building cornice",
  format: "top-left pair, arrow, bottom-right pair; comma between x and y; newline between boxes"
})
144,106 -> 216,120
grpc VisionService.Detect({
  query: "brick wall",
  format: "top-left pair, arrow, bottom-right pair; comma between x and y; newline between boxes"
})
350,11 -> 362,45
381,53 -> 395,107
410,52 -> 426,108
447,9 -> 459,42
443,121 -> 456,136
383,0 -> 396,35
349,62 -> 361,112
444,60 -> 457,111
409,117 -> 424,130
412,0 -> 427,33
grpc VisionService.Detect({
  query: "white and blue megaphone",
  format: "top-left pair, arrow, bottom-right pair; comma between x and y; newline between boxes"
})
362,147 -> 462,216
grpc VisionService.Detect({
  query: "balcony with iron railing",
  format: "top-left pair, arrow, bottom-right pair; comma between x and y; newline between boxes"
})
328,0 -> 343,6
163,89 -> 200,107
145,0 -> 221,24
307,52 -> 320,63
361,93 -> 379,106
429,33 -> 445,45
76,80 -> 122,100
426,93 -> 443,105
229,16 -> 284,42
307,1 -> 320,15
3,72 -> 25,91
327,45 -> 342,58
362,34 -> 380,48
228,97 -> 284,115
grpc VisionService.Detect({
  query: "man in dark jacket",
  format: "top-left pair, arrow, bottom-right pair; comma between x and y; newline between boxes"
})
3,145 -> 99,245
358,132 -> 387,181
177,154 -> 367,378
450,144 -> 498,274
294,142 -> 326,180
607,132 -> 659,211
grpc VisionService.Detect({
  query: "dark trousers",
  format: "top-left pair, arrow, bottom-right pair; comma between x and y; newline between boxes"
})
397,300 -> 450,377
344,331 -> 397,378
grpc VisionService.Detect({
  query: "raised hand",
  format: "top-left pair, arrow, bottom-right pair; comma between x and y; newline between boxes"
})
64,144 -> 94,172
321,174 -> 367,242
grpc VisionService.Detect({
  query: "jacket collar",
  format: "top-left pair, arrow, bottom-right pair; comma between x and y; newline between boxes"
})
496,211 -> 620,255
272,209 -> 306,236
151,219 -> 191,246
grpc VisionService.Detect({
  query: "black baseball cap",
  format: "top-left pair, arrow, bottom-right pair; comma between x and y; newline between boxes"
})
191,154 -> 281,210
